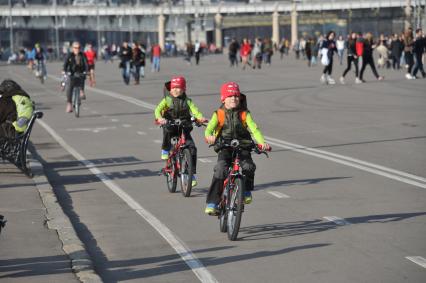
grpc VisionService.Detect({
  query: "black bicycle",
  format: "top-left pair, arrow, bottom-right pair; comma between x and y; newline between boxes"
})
69,72 -> 86,118
211,140 -> 270,240
0,110 -> 44,176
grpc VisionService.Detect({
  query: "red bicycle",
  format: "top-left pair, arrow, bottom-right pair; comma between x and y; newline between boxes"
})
161,118 -> 205,197
211,139 -> 270,241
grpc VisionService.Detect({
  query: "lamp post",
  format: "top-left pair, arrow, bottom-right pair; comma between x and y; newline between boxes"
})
54,0 -> 60,59
9,0 -> 13,54
97,0 -> 101,58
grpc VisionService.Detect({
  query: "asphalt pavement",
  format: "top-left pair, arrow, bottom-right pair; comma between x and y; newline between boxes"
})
1,54 -> 425,283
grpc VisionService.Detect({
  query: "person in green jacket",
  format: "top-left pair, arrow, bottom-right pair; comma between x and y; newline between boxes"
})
154,76 -> 207,186
204,82 -> 270,215
0,79 -> 33,138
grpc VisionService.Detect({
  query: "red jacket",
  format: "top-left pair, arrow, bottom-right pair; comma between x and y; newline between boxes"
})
356,39 -> 364,57
240,43 -> 252,57
152,45 -> 161,57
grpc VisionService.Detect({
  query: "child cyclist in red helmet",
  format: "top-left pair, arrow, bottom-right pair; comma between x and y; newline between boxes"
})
204,82 -> 270,215
155,76 -> 208,186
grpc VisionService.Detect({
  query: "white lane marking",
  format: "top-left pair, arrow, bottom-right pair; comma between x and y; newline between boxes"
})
91,110 -> 99,114
149,127 -> 158,130
406,256 -> 426,269
111,119 -> 119,122
265,138 -> 426,189
265,136 -> 426,184
67,126 -> 116,133
37,119 -> 218,283
323,216 -> 351,226
122,124 -> 132,128
198,158 -> 212,163
137,131 -> 146,135
267,191 -> 290,199
153,140 -> 162,144
47,75 -> 426,189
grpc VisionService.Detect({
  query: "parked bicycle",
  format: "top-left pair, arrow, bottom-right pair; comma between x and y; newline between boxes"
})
160,117 -> 205,197
210,139 -> 270,241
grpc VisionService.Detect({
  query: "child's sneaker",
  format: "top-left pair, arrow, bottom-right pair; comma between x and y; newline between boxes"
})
244,191 -> 252,204
205,203 -> 217,215
161,150 -> 169,160
191,175 -> 197,187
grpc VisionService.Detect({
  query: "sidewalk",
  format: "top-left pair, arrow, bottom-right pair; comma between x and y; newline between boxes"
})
0,158 -> 99,283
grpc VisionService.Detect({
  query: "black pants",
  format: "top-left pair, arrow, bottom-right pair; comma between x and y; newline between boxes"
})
323,57 -> 333,75
405,52 -> 414,73
412,52 -> 425,77
360,55 -> 379,80
342,56 -> 359,78
206,148 -> 256,204
162,126 -> 197,174
195,52 -> 200,65
392,55 -> 401,69
229,54 -> 238,67
66,76 -> 85,103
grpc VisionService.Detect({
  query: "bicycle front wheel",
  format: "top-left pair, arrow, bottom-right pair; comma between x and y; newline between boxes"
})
227,176 -> 244,241
73,88 -> 80,118
179,148 -> 193,197
166,157 -> 178,193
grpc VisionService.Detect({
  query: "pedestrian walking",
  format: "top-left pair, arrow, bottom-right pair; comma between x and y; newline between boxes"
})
403,28 -> 415,79
252,38 -> 263,69
336,35 -> 345,65
228,38 -> 239,67
320,31 -> 337,84
195,40 -> 202,65
151,43 -> 161,72
340,32 -> 361,84
412,28 -> 426,78
390,33 -> 404,69
240,38 -> 252,70
119,41 -> 132,85
359,32 -> 384,82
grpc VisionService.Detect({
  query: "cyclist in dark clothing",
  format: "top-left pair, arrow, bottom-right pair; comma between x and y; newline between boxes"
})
119,41 -> 132,85
62,41 -> 88,113
340,32 -> 361,84
359,32 -> 384,82
412,28 -> 426,78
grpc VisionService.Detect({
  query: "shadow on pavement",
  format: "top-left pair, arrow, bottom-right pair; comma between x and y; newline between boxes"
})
255,176 -> 351,190
239,212 -> 426,241
0,255 -> 73,279
98,243 -> 329,282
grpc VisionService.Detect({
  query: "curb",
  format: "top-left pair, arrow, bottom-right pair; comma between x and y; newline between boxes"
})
28,149 -> 103,283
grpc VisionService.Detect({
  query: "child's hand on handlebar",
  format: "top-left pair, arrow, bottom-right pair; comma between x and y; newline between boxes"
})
258,143 -> 271,152
197,117 -> 208,124
205,136 -> 216,145
157,118 -> 167,125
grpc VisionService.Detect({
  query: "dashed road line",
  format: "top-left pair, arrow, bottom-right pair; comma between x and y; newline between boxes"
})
267,191 -> 290,199
122,124 -> 132,128
198,158 -> 212,163
406,256 -> 426,269
323,216 -> 351,226
137,131 -> 146,135
153,140 -> 162,144
111,119 -> 119,122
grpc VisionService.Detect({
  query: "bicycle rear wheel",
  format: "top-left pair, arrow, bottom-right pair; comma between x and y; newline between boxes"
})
166,157 -> 178,193
179,148 -> 193,197
227,176 -> 244,241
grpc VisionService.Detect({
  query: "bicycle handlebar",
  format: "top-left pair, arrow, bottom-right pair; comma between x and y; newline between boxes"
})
157,117 -> 207,128
209,139 -> 271,156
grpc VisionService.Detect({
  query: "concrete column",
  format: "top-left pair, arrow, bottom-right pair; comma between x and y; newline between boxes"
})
215,13 -> 223,49
158,14 -> 165,50
405,0 -> 412,30
272,11 -> 280,47
291,1 -> 298,47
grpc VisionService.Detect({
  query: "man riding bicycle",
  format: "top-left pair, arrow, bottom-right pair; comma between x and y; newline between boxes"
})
63,42 -> 88,113
34,43 -> 47,80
